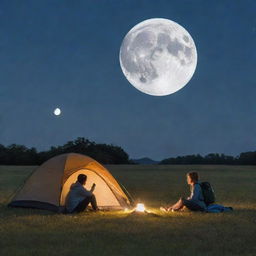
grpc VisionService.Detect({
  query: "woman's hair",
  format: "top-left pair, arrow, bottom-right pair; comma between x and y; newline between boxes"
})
187,171 -> 199,183
77,174 -> 87,184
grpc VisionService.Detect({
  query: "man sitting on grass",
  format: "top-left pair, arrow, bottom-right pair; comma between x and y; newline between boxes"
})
65,174 -> 99,213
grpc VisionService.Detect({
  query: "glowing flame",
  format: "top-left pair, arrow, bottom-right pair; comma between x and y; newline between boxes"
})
135,203 -> 145,212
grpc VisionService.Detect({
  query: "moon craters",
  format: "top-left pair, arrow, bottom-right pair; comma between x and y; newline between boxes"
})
119,18 -> 197,96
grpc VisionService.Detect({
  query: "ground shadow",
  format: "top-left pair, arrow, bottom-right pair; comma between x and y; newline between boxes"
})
0,204 -> 56,218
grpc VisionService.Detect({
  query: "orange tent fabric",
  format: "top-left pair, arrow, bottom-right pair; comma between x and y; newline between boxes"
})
9,153 -> 131,212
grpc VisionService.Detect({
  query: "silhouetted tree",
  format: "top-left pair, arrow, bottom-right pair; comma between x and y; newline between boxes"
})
1,139 -> 256,166
160,153 -> 238,165
0,137 -> 130,165
237,151 -> 256,165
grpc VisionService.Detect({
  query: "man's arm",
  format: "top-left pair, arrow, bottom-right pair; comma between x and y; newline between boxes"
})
90,183 -> 96,193
79,186 -> 92,197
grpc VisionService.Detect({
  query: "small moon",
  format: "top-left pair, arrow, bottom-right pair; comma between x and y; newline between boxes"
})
54,108 -> 61,116
119,18 -> 197,96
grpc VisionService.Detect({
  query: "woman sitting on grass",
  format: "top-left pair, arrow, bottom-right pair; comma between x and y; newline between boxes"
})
160,171 -> 206,212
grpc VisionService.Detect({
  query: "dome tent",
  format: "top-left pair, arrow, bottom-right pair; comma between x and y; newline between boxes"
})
8,153 -> 131,212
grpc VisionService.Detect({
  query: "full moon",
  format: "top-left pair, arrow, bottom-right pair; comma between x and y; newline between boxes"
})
119,18 -> 197,96
54,108 -> 61,116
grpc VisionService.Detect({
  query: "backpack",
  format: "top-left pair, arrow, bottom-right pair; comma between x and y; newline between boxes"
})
200,182 -> 215,206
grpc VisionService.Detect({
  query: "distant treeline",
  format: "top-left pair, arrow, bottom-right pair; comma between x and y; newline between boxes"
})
0,138 -> 256,165
0,137 -> 130,165
159,153 -> 256,165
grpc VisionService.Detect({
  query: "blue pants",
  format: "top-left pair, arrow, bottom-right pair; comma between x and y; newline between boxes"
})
72,194 -> 98,213
181,197 -> 205,212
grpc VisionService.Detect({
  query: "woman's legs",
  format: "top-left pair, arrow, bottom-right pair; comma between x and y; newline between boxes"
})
160,197 -> 185,211
161,197 -> 204,212
182,199 -> 205,211
167,197 -> 185,211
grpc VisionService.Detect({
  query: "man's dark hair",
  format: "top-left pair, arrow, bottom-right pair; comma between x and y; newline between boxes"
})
77,174 -> 87,184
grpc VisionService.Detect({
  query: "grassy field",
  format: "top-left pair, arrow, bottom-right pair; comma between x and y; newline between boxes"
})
0,165 -> 256,256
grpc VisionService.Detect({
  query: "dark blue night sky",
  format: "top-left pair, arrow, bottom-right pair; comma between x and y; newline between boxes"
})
0,0 -> 255,160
